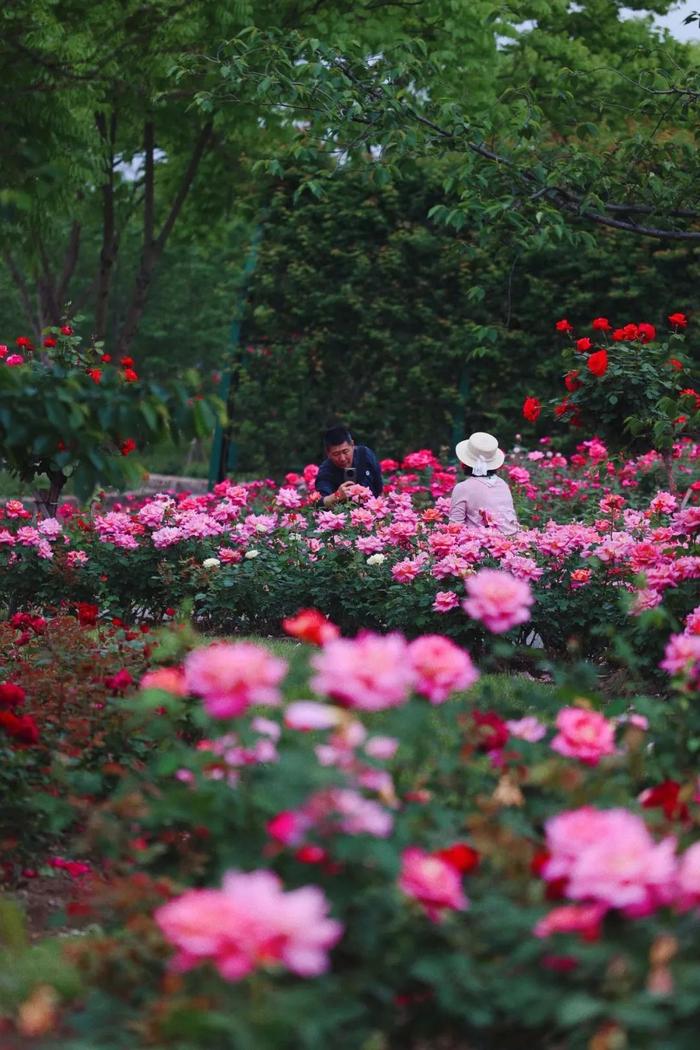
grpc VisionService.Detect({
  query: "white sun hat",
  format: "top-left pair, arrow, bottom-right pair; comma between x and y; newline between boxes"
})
455,432 -> 505,475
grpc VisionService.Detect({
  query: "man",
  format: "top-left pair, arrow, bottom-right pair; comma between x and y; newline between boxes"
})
314,425 -> 383,507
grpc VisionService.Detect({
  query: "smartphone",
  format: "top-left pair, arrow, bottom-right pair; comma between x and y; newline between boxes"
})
344,467 -> 356,482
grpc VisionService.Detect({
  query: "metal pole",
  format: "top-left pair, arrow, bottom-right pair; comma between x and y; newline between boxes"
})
208,223 -> 264,489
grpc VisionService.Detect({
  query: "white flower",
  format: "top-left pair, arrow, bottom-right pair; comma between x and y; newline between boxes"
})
366,553 -> 386,566
245,549 -> 260,560
202,557 -> 221,569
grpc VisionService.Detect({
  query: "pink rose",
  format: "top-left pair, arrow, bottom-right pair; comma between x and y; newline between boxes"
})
550,708 -> 617,765
184,642 -> 287,718
310,631 -> 414,711
155,870 -> 343,980
462,568 -> 534,633
408,634 -> 479,704
399,847 -> 468,922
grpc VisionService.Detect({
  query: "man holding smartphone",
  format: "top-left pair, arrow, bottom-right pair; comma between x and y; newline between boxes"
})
314,425 -> 384,507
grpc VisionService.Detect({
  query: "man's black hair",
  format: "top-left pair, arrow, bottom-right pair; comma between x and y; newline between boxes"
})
324,425 -> 353,448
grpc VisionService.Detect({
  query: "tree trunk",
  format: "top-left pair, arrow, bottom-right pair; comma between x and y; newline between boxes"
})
115,119 -> 213,357
34,469 -> 68,518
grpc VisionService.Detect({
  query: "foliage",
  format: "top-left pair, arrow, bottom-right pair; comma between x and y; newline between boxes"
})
3,609 -> 699,1048
526,313 -> 700,455
202,3 -> 700,247
0,325 -> 224,510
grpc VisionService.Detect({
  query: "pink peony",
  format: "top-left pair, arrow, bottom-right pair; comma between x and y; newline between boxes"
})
432,590 -> 459,613
399,847 -> 469,922
407,634 -> 479,704
184,642 -> 287,717
155,870 -> 343,980
462,569 -> 534,633
310,631 -> 415,711
550,708 -> 617,766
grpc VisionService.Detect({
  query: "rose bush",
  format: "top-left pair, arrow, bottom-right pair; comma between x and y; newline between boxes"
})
0,598 -> 697,1048
0,325 -> 224,514
0,438 -> 696,671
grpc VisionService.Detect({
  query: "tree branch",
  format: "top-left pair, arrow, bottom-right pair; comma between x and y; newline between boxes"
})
2,251 -> 40,337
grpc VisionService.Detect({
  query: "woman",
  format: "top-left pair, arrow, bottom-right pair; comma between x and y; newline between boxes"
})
449,432 -> 519,535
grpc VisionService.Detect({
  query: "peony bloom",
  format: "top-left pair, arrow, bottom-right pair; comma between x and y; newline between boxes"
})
522,396 -> 542,422
550,708 -> 617,766
587,349 -> 608,377
154,870 -> 342,980
282,609 -> 340,646
407,634 -> 479,704
399,847 -> 468,921
462,568 -> 534,633
310,631 -> 414,711
184,642 -> 287,717
432,590 -> 459,613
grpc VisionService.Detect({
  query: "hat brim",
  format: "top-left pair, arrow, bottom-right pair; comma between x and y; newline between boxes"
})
455,441 -> 505,470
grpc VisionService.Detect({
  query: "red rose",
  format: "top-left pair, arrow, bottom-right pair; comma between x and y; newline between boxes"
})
101,353 -> 112,363
87,368 -> 102,384
591,317 -> 611,331
472,710 -> 509,752
564,369 -> 581,392
668,312 -> 688,328
282,608 -> 340,645
120,437 -> 137,456
668,358 -> 683,370
60,325 -> 73,336
587,349 -> 608,377
554,399 -> 570,418
522,396 -> 542,422
555,319 -> 574,333
0,710 -> 39,745
0,682 -> 25,708
639,780 -> 689,821
120,356 -> 135,367
637,322 -> 656,343
105,669 -> 134,692
75,602 -> 99,626
43,337 -> 57,348
611,328 -> 626,341
680,388 -> 700,410
435,843 -> 480,874
622,323 -> 638,341
122,368 -> 138,382
16,336 -> 32,348
575,337 -> 592,353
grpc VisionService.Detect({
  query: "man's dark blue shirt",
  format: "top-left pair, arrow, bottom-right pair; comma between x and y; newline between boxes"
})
315,445 -> 383,498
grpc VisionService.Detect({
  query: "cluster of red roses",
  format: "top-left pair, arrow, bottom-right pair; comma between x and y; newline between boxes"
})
0,681 -> 39,745
522,311 -> 692,425
87,353 -> 139,386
